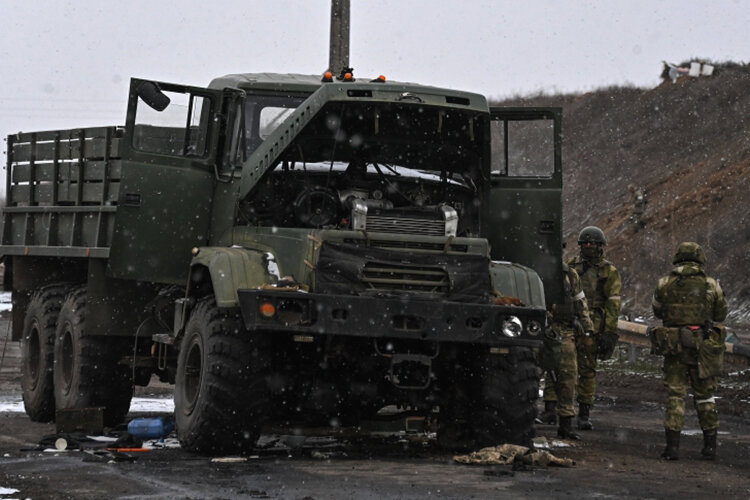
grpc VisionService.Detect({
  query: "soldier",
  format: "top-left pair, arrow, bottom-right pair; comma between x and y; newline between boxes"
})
568,226 -> 621,430
628,184 -> 647,228
651,242 -> 727,460
540,263 -> 595,439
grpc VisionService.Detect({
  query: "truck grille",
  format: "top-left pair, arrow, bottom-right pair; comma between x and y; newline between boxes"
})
365,215 -> 445,236
362,262 -> 450,294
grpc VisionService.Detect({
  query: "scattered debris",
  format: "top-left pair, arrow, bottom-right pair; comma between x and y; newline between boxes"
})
211,456 -> 248,463
55,407 -> 104,434
127,416 -> 175,440
662,61 -> 714,83
454,444 -> 576,467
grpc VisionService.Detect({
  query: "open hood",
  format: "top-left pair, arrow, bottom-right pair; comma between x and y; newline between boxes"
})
238,81 -> 490,201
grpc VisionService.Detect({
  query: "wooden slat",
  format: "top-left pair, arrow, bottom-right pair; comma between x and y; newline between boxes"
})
55,182 -> 120,204
11,126 -> 121,143
10,185 -> 30,203
0,245 -> 110,258
33,183 -> 54,203
83,160 -> 122,180
11,131 -> 121,162
10,160 -> 121,183
3,205 -> 117,213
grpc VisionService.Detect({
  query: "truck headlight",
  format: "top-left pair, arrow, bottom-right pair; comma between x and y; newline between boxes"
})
527,320 -> 542,336
501,316 -> 523,337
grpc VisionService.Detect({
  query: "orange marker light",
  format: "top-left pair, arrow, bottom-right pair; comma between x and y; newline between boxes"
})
344,72 -> 353,81
322,71 -> 334,82
260,302 -> 276,318
378,75 -> 386,82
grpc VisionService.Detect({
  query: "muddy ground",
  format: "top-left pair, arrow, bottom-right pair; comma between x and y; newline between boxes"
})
2,310 -> 750,499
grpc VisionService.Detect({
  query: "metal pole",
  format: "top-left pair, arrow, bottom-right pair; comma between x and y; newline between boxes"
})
328,0 -> 350,76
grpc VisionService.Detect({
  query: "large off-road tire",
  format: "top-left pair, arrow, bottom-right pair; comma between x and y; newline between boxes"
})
20,284 -> 68,422
437,356 -> 475,450
53,287 -> 133,426
470,346 -> 540,448
175,297 -> 270,455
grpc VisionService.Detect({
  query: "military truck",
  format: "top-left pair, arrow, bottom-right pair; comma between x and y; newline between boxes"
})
2,70 -> 562,453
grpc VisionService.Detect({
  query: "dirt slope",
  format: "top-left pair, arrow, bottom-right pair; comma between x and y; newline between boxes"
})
493,62 -> 750,328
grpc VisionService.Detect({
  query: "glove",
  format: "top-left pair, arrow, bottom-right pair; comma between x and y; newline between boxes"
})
597,331 -> 619,360
541,329 -> 562,373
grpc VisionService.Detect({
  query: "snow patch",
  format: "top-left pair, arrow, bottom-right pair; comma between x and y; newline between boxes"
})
0,291 -> 11,312
0,395 -> 174,414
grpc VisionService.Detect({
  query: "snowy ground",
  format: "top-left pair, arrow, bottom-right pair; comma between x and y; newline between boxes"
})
0,395 -> 174,414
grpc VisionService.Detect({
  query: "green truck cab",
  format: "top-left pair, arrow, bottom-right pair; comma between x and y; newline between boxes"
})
2,71 -> 562,453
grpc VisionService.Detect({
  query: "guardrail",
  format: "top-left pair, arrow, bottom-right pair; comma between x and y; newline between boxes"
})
617,320 -> 750,367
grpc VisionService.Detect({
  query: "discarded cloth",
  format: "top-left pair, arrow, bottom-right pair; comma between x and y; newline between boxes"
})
454,444 -> 575,467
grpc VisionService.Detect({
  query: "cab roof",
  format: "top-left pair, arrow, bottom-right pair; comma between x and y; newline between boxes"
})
208,72 -> 488,110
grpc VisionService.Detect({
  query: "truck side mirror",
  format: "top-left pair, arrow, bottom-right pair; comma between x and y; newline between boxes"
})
136,81 -> 171,112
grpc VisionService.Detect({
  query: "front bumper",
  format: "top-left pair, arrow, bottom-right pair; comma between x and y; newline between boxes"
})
237,289 -> 545,347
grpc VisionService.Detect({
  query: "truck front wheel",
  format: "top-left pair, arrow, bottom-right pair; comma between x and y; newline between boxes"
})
471,346 -> 540,448
175,297 -> 270,455
21,284 -> 68,422
53,287 -> 133,426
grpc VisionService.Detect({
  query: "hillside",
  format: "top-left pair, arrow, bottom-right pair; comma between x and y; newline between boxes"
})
492,62 -> 750,328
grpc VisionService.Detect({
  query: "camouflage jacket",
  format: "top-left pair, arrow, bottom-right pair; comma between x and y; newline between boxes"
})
550,263 -> 594,333
568,254 -> 621,335
652,262 -> 727,327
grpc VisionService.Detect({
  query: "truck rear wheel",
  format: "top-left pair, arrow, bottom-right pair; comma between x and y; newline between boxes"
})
53,287 -> 133,426
471,346 -> 539,448
21,284 -> 68,422
175,297 -> 270,455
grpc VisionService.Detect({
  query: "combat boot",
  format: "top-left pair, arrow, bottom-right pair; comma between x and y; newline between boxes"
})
557,416 -> 580,440
577,403 -> 594,430
701,430 -> 717,460
537,401 -> 557,425
660,429 -> 680,461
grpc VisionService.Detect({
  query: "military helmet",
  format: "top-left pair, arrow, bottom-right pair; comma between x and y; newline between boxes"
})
672,241 -> 706,265
577,226 -> 607,246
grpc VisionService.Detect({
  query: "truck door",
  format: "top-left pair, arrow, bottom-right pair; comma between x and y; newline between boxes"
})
108,79 -> 236,284
485,108 -> 563,306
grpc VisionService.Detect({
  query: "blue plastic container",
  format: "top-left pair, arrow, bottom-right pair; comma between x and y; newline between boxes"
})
127,416 -> 175,439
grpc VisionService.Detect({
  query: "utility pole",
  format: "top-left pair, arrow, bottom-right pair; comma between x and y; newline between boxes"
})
328,0 -> 350,76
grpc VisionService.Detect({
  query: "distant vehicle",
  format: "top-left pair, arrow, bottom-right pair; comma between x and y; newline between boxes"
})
1,70 -> 562,453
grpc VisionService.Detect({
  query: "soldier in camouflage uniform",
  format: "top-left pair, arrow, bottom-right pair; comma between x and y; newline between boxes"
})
652,242 -> 727,461
568,226 -> 622,430
628,184 -> 647,228
540,263 -> 595,439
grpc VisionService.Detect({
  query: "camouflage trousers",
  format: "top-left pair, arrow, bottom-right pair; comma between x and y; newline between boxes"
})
662,353 -> 719,432
542,327 -> 578,417
575,334 -> 598,406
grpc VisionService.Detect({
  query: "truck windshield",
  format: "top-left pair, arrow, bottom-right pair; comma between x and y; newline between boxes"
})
243,95 -> 307,156
277,101 -> 485,178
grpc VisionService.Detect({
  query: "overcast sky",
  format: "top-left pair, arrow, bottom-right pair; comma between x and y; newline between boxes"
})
1,0 -> 748,158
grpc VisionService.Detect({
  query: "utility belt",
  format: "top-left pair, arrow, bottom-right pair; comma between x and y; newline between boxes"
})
648,324 -> 727,378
